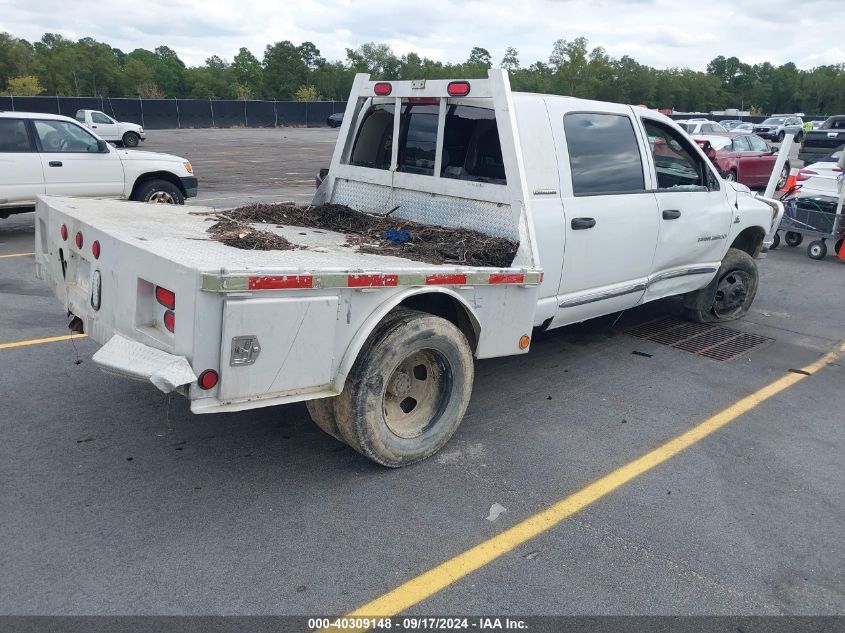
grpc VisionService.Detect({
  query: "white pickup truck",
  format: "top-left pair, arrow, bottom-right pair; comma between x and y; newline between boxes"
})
0,112 -> 197,218
35,71 -> 782,467
75,109 -> 146,147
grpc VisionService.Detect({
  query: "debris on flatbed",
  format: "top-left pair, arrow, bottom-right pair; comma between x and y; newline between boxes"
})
205,202 -> 520,268
207,215 -> 297,251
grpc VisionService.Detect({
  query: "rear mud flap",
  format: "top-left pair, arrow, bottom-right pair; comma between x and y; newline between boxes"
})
92,334 -> 197,393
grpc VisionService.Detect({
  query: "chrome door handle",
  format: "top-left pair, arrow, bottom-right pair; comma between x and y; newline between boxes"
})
48,161 -> 62,167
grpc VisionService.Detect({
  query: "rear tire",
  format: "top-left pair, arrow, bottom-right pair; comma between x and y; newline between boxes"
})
334,308 -> 474,467
123,132 -> 140,147
785,231 -> 803,247
807,240 -> 827,260
683,248 -> 759,323
130,179 -> 185,205
777,131 -> 785,142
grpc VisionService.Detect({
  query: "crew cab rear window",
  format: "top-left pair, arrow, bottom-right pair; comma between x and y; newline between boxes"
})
563,112 -> 645,195
441,105 -> 506,184
0,119 -> 33,152
347,102 -> 506,184
349,104 -> 395,170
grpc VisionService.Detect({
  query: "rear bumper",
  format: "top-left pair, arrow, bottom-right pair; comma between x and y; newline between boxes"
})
181,176 -> 198,198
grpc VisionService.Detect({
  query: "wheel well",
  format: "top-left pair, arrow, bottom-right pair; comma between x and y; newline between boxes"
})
397,293 -> 479,352
123,130 -> 139,138
731,226 -> 766,258
131,171 -> 185,198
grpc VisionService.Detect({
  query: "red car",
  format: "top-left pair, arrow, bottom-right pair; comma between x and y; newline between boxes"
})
693,132 -> 790,189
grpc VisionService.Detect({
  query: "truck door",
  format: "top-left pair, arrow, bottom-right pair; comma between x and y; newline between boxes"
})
0,118 -> 44,206
31,119 -> 125,198
89,111 -> 120,142
548,107 -> 660,327
639,117 -> 733,302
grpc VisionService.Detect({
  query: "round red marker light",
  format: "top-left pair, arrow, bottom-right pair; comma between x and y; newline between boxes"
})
91,240 -> 101,259
75,232 -> 83,248
198,370 -> 218,390
374,82 -> 392,96
60,224 -> 68,241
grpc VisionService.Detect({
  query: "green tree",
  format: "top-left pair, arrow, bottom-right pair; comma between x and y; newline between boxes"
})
467,46 -> 492,67
232,47 -> 262,97
3,75 -> 44,95
263,40 -> 308,99
500,47 -> 520,72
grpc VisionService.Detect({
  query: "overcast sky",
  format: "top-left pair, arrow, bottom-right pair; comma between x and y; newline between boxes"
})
3,0 -> 843,70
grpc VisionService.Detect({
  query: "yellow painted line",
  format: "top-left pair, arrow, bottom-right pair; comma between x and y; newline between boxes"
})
0,252 -> 35,259
0,333 -> 87,350
325,342 -> 844,631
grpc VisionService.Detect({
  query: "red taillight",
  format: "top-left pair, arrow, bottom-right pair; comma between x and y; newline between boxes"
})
60,224 -> 68,241
155,286 -> 176,310
796,169 -> 817,182
91,240 -> 100,259
374,82 -> 392,96
447,81 -> 470,96
75,232 -> 83,248
198,370 -> 218,390
163,310 -> 175,333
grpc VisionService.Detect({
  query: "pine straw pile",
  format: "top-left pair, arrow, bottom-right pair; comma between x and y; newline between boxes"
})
205,202 -> 520,268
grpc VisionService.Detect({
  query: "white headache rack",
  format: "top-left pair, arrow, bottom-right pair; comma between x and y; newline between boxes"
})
315,69 -> 539,271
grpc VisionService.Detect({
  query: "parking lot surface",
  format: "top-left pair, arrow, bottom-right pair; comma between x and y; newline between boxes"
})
1,129 -> 842,620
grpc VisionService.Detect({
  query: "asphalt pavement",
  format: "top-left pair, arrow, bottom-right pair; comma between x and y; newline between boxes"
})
0,128 -> 843,622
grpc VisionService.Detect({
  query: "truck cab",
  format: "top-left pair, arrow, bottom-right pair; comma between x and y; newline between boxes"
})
75,109 -> 146,147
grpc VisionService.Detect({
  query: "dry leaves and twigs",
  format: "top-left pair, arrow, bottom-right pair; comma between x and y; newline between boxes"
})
206,202 -> 519,268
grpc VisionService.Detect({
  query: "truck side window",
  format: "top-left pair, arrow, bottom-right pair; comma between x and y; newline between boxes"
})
33,120 -> 100,153
563,112 -> 645,195
91,112 -> 113,125
441,105 -> 506,185
747,135 -> 768,152
398,103 -> 438,176
350,104 -> 394,170
643,120 -> 709,191
0,119 -> 33,152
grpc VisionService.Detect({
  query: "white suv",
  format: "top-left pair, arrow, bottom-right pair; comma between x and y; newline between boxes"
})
0,112 -> 196,218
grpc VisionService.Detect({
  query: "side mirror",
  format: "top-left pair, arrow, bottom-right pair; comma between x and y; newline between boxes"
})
97,139 -> 109,153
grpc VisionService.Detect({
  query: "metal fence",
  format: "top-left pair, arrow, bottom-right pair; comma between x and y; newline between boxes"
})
0,95 -> 347,129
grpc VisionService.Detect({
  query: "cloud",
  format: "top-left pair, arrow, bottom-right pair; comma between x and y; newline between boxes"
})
1,0 -> 841,70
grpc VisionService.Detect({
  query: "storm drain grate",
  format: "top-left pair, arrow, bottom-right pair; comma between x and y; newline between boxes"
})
626,316 -> 773,362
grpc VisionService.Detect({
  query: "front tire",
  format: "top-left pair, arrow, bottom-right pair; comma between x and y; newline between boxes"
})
725,170 -> 737,182
777,131 -> 785,142
130,179 -> 185,205
123,132 -> 140,147
334,308 -> 474,467
683,248 -> 759,323
770,232 -> 780,249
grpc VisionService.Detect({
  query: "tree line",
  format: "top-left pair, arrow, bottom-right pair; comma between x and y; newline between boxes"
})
1,32 -> 843,114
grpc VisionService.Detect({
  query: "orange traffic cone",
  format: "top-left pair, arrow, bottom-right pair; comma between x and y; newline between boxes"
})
838,238 -> 845,261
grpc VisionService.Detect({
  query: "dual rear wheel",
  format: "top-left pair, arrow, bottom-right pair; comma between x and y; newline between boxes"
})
306,308 -> 474,468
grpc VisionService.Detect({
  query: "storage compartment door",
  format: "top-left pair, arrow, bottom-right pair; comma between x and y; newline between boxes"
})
219,296 -> 339,401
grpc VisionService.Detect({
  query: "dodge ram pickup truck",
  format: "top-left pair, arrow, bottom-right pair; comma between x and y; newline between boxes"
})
35,70 -> 783,467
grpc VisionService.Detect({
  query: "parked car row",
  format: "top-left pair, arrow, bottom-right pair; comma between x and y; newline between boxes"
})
692,132 -> 789,190
0,111 -> 196,218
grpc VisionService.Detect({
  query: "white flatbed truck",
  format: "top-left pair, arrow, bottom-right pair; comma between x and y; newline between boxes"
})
35,70 -> 783,466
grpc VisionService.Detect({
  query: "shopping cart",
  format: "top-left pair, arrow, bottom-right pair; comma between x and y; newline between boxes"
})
772,180 -> 845,260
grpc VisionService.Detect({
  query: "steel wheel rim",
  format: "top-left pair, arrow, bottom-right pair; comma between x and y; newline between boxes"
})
382,349 -> 450,439
713,269 -> 751,318
148,191 -> 176,204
